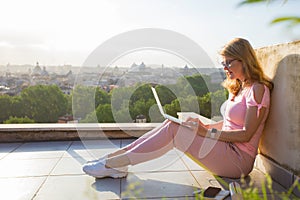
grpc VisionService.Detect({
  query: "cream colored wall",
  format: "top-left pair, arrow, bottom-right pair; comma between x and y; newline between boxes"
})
255,41 -> 300,175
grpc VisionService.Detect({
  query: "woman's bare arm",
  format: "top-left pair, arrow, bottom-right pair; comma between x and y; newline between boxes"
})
189,84 -> 267,143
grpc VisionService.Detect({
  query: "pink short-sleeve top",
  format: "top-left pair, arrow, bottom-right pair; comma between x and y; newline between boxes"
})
222,83 -> 271,158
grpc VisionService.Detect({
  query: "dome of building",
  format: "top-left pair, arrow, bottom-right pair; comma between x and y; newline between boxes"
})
32,62 -> 42,75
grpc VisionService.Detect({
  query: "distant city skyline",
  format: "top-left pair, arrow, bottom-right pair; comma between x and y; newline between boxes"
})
0,61 -> 221,75
0,0 -> 299,67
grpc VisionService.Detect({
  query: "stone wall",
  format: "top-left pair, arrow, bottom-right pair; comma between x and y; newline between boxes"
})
255,40 -> 300,176
0,123 -> 159,142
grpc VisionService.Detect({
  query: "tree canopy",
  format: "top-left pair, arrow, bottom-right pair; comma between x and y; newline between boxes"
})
0,74 -> 226,124
0,85 -> 68,123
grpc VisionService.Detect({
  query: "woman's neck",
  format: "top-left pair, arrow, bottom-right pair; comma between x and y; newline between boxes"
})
241,78 -> 252,90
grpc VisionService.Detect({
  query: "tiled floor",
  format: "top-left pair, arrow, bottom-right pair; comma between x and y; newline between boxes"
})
0,139 -> 291,200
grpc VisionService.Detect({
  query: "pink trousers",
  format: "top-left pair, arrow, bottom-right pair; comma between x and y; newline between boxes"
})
122,120 -> 255,178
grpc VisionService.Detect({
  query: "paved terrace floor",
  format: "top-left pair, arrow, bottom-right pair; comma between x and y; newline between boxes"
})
0,139 -> 291,200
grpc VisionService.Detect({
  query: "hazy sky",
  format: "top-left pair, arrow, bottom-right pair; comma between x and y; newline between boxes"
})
0,0 -> 299,68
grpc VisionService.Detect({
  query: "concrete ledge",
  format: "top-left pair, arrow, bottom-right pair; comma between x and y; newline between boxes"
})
255,154 -> 300,197
256,41 -> 300,177
0,123 -> 161,142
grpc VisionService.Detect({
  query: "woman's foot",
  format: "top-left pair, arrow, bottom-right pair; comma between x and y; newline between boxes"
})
82,159 -> 128,178
87,148 -> 128,164
86,154 -> 108,164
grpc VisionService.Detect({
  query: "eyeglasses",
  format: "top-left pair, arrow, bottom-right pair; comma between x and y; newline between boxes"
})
221,59 -> 239,68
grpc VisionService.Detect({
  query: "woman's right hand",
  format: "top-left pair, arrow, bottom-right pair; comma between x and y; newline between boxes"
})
185,117 -> 209,128
183,118 -> 209,137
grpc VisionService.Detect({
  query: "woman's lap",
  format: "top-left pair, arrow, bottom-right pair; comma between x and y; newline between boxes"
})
124,121 -> 255,178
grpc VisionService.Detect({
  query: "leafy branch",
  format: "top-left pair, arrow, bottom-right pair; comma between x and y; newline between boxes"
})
238,0 -> 288,6
238,0 -> 300,28
271,16 -> 300,27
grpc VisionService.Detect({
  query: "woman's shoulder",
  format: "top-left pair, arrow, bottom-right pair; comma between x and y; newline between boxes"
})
249,82 -> 269,104
252,82 -> 265,93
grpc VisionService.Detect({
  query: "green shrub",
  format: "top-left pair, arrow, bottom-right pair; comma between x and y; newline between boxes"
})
4,116 -> 35,124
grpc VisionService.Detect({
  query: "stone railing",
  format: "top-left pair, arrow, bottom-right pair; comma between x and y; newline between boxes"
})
0,123 -> 160,142
255,40 -> 300,196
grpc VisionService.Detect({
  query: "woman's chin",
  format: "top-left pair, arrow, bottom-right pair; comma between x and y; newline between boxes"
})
228,74 -> 235,80
226,72 -> 235,80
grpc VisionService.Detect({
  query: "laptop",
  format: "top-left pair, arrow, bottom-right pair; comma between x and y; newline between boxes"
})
151,87 -> 183,124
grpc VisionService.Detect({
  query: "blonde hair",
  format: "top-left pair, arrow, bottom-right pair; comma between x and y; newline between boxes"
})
220,38 -> 273,96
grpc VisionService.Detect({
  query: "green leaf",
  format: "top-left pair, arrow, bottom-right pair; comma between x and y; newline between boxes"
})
271,16 -> 300,27
238,0 -> 271,7
237,0 -> 288,7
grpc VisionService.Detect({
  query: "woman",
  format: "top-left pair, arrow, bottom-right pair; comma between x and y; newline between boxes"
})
82,38 -> 273,179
